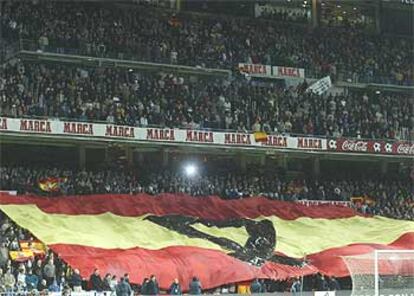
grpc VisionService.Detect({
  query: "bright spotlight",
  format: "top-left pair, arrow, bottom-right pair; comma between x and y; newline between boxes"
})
184,164 -> 197,177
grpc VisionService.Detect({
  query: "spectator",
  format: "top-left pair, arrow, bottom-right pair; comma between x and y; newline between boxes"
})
71,268 -> 83,292
250,278 -> 262,294
123,273 -> 130,284
0,269 -> 5,293
25,269 -> 39,291
33,259 -> 43,281
146,274 -> 159,295
290,278 -> 301,295
43,258 -> 56,285
37,279 -> 49,292
116,276 -> 132,296
57,270 -> 66,290
16,266 -> 27,291
48,278 -> 61,292
3,268 -> 16,292
141,277 -> 150,295
0,242 -> 8,268
169,278 -> 182,295
329,276 -> 341,291
110,275 -> 118,292
38,278 -> 48,292
317,274 -> 329,291
103,273 -> 112,291
90,268 -> 104,291
189,276 -> 202,295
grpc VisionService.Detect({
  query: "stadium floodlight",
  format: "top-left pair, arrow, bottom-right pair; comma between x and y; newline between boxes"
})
184,163 -> 197,177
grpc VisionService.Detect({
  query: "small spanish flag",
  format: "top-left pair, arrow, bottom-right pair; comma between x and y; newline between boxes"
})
38,177 -> 67,192
254,131 -> 268,143
20,240 -> 47,256
9,250 -> 34,262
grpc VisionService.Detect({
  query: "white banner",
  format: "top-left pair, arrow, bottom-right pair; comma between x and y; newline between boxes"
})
306,76 -> 332,95
296,200 -> 351,208
0,190 -> 17,195
0,117 -> 327,151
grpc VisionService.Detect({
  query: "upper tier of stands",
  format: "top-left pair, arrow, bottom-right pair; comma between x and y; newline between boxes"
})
2,1 -> 413,85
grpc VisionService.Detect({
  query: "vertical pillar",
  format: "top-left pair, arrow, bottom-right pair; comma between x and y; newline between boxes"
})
260,155 -> 266,167
311,0 -> 319,28
380,161 -> 388,176
176,0 -> 181,11
162,149 -> 169,168
313,157 -> 320,177
137,151 -> 144,165
125,146 -> 133,167
240,154 -> 247,172
79,145 -> 86,169
280,154 -> 288,170
375,0 -> 382,34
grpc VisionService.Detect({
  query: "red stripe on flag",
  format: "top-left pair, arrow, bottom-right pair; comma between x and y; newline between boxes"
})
49,232 -> 414,291
0,193 -> 363,220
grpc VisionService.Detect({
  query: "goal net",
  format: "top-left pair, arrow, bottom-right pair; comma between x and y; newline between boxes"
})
343,250 -> 414,296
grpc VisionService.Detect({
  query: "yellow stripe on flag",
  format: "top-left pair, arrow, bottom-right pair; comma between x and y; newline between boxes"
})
1,204 -> 413,258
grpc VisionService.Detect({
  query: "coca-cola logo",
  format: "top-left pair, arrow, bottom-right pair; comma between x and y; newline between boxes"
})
341,140 -> 368,152
396,143 -> 414,155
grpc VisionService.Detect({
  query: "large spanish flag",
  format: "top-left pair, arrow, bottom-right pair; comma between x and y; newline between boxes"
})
0,193 -> 413,291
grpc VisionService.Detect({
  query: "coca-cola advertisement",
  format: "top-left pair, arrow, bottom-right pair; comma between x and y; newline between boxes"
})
394,142 -> 414,155
328,138 -> 414,156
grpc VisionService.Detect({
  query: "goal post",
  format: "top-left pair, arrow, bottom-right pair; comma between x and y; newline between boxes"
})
342,250 -> 414,296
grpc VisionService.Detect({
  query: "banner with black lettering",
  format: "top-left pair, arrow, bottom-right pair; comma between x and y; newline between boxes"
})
306,76 -> 332,95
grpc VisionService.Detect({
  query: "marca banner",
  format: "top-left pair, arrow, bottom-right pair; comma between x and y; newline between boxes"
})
328,138 -> 414,156
0,194 -> 413,291
238,64 -> 305,79
238,63 -> 272,76
272,66 -> 305,79
306,76 -> 332,95
0,117 -> 326,151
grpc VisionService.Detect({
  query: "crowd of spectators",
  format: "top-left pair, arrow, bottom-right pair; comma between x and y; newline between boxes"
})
0,166 -> 412,221
2,1 -> 413,85
1,61 -> 413,140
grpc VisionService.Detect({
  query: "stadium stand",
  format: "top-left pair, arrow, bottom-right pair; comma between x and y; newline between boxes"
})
0,0 -> 413,295
1,61 -> 413,140
2,1 -> 413,84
